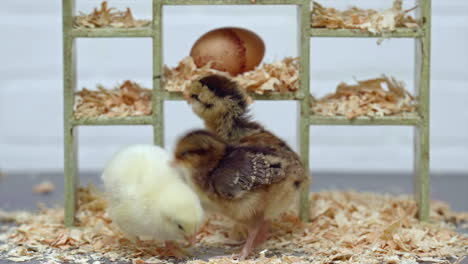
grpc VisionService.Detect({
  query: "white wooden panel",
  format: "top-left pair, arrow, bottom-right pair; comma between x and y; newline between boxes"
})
0,1 -> 467,173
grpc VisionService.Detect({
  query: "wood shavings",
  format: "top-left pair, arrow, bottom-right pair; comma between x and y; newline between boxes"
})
73,1 -> 151,29
74,80 -> 152,118
0,210 -> 16,223
33,181 -> 55,194
0,185 -> 177,264
163,56 -> 299,95
312,75 -> 416,119
1,187 -> 466,264
238,57 -> 299,94
431,200 -> 468,225
311,0 -> 419,34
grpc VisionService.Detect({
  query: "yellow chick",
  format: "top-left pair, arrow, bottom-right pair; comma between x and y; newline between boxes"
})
101,145 -> 204,256
173,130 -> 305,260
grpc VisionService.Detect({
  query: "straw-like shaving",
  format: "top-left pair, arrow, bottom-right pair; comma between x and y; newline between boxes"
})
1,186 -> 466,264
311,0 -> 419,34
73,80 -> 152,118
312,75 -> 416,119
73,1 -> 150,29
33,181 -> 55,195
163,56 -> 299,95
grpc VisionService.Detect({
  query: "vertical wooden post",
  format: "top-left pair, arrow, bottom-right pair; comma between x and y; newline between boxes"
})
153,0 -> 164,146
63,0 -> 78,227
414,0 -> 431,221
297,0 -> 311,222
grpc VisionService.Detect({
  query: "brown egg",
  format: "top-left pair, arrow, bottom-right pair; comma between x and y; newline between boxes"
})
190,27 -> 265,76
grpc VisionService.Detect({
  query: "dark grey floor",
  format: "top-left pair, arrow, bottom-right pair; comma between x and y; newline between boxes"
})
0,171 -> 467,264
1,171 -> 467,212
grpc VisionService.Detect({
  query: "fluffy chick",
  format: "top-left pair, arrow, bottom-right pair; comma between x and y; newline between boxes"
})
174,130 -> 304,260
188,74 -> 258,144
187,74 -> 308,258
187,74 -> 303,158
188,74 -> 307,197
101,145 -> 204,256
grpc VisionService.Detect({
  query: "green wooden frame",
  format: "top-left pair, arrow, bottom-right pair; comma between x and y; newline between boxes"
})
63,0 -> 431,226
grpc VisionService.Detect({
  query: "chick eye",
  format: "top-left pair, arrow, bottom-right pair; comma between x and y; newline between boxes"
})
205,103 -> 214,109
178,224 -> 184,231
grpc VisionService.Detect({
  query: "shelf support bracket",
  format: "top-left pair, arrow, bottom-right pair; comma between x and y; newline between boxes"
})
63,0 -> 78,227
297,0 -> 311,222
414,0 -> 431,222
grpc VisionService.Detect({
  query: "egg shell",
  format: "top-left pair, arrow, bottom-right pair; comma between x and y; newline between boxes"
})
190,27 -> 265,76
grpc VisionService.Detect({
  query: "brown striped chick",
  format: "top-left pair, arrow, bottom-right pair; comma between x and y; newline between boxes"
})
187,74 -> 302,156
188,74 -> 260,144
173,130 -> 304,260
187,74 -> 307,190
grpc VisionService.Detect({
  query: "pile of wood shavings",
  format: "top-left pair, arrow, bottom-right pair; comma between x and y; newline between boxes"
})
74,81 -> 152,118
33,181 -> 55,194
311,0 -> 419,34
73,1 -> 151,29
0,186 -> 174,263
164,56 -> 299,95
312,75 -> 416,119
1,187 -> 467,264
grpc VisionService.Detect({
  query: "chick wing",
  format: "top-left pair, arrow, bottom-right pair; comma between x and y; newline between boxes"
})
210,146 -> 287,200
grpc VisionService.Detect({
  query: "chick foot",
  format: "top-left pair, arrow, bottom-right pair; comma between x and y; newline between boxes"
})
162,241 -> 190,259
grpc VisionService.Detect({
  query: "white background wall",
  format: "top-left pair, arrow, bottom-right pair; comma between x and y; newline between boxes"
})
0,0 -> 467,174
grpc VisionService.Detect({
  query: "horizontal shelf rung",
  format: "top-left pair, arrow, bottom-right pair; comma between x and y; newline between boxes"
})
310,28 -> 423,38
70,28 -> 153,38
161,0 -> 303,5
163,91 -> 302,101
309,113 -> 422,126
164,92 -> 185,100
71,116 -> 154,126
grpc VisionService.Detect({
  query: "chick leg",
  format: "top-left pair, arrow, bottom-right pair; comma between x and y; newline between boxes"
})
253,220 -> 271,246
235,220 -> 270,260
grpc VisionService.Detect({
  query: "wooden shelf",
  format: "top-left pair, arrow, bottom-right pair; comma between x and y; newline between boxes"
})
163,91 -> 303,101
71,116 -> 153,126
310,28 -> 423,38
161,0 -> 303,5
309,113 -> 422,126
63,0 -> 432,225
70,28 -> 153,38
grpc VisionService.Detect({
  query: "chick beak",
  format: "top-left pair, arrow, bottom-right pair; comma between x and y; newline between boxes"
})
184,234 -> 197,247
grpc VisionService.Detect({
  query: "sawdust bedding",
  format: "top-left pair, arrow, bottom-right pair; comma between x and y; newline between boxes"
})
311,0 -> 419,34
73,81 -> 152,119
73,56 -> 417,120
73,1 -> 150,29
72,1 -> 420,120
74,0 -> 419,33
72,57 -> 299,118
1,186 -> 467,264
311,76 -> 416,119
163,56 -> 299,95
